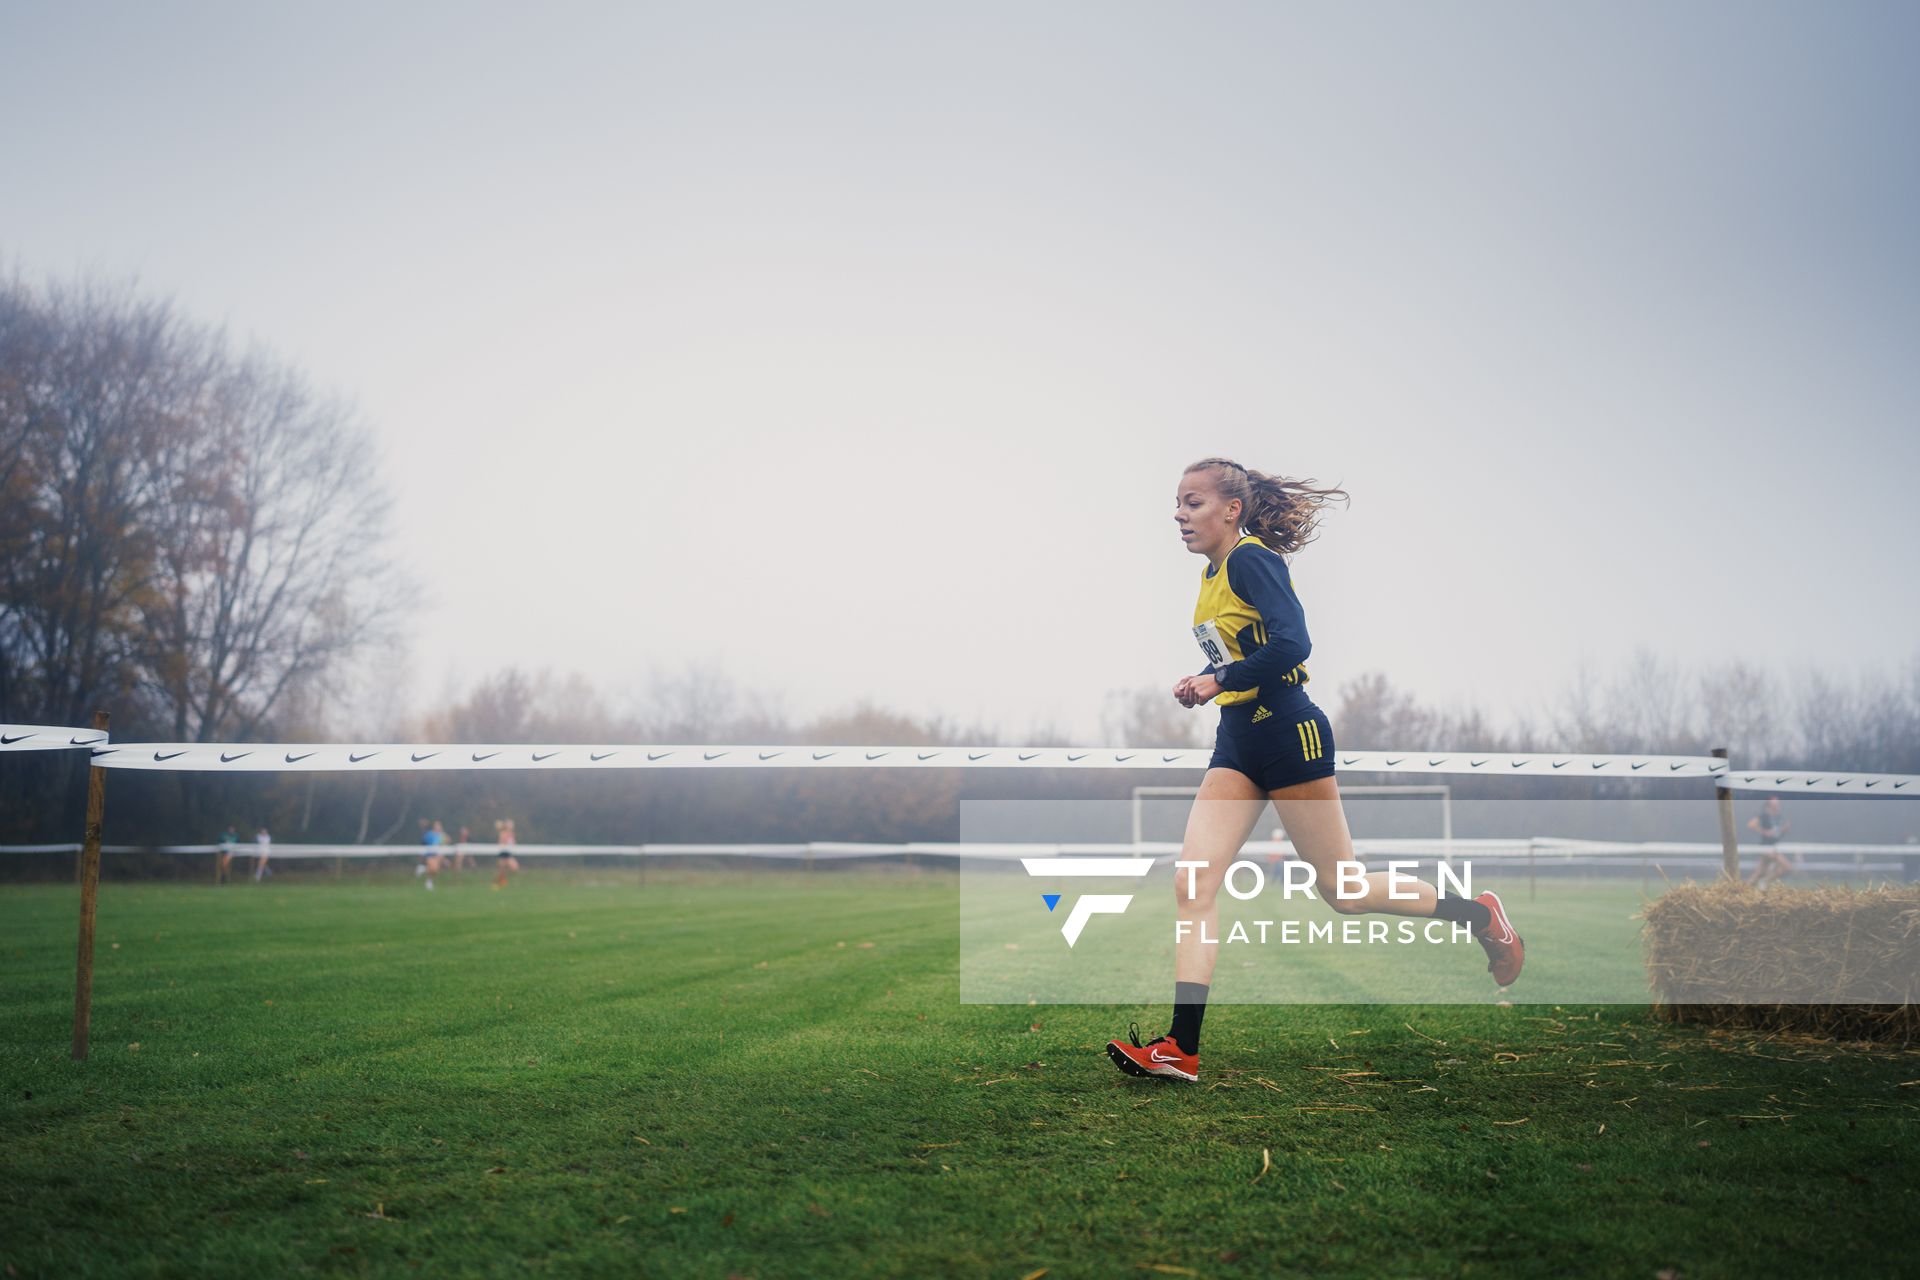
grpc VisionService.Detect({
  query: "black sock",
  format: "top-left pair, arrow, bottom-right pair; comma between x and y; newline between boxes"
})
1168,981 -> 1209,1055
1432,896 -> 1492,931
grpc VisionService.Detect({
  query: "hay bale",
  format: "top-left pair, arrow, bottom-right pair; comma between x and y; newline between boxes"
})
1642,880 -> 1920,1042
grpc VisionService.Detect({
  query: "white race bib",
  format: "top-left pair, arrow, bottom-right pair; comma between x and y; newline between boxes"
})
1193,620 -> 1230,667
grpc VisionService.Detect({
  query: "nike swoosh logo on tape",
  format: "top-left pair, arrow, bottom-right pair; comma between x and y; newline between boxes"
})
1019,753 -> 1039,761
472,751 -> 499,762
1592,761 -> 1607,769
1552,760 -> 1569,769
411,752 -> 438,763
918,752 -> 939,761
1630,761 -> 1648,770
1115,753 -> 1134,762
1429,757 -> 1446,767
969,752 -> 989,761
704,751 -> 727,761
1470,759 -> 1488,767
1385,757 -> 1403,766
350,752 -> 379,763
1163,754 -> 1181,763
648,752 -> 673,761
285,752 -> 314,764
1068,753 -> 1087,762
220,752 -> 251,763
866,752 -> 888,760
593,752 -> 617,762
155,750 -> 187,762
813,752 -> 835,761
1,733 -> 31,744
533,751 -> 561,762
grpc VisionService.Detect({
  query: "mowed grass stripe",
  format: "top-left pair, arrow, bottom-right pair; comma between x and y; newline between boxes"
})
2,874 -> 1915,1279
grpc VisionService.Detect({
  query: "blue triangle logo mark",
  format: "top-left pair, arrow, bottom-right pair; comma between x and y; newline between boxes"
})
1042,894 -> 1061,912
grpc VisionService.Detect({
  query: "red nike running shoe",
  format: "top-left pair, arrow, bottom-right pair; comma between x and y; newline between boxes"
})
1475,890 -> 1525,987
1106,1022 -> 1199,1082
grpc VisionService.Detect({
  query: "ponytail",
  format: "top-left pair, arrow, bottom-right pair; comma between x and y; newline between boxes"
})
1185,457 -> 1348,555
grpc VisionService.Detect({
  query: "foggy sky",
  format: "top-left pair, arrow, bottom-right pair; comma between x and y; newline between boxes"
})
4,1 -> 1915,739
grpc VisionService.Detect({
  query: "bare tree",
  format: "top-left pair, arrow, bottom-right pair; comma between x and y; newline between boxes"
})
137,351 -> 401,743
0,279 -> 186,727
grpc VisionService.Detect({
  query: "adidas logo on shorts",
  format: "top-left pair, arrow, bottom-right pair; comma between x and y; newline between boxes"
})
1250,705 -> 1271,723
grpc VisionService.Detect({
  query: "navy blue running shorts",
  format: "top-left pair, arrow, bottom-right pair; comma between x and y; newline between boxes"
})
1209,695 -> 1337,792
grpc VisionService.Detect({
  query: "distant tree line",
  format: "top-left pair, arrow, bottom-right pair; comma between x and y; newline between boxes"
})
20,652 -> 1912,857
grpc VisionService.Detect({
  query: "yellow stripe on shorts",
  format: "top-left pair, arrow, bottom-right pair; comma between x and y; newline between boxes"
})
1295,719 -> 1323,761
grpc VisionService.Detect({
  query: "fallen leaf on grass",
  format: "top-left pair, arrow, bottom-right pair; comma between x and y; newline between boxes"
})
485,1166 -> 507,1174
1492,1118 -> 1529,1127
669,1206 -> 687,1215
632,1136 -> 651,1145
1252,1147 -> 1271,1184
1021,1270 -> 1049,1280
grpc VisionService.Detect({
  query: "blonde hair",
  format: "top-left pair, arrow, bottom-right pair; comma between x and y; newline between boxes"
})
1185,457 -> 1348,555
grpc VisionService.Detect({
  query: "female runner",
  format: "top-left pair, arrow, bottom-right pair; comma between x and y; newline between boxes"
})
1107,458 -> 1524,1082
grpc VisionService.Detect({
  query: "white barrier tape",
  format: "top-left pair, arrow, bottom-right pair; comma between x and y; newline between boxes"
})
71,741 -> 1731,777
1718,770 -> 1919,796
0,723 -> 108,751
13,838 -> 1911,860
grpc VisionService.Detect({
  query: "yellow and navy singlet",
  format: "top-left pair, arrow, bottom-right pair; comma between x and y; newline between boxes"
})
1193,534 -> 1311,708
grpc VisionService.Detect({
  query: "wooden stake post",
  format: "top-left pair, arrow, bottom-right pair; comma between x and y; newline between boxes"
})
71,710 -> 110,1061
1712,746 -> 1739,881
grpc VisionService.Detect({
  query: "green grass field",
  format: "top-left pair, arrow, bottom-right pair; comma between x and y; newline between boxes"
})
3,870 -> 1915,1278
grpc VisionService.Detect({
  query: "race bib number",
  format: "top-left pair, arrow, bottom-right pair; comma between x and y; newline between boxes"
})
1193,620 -> 1230,667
